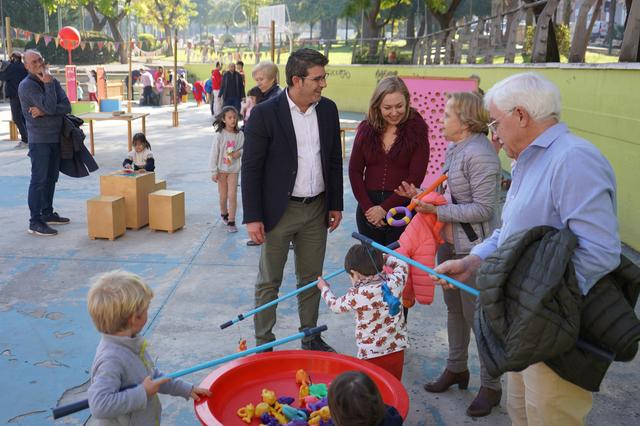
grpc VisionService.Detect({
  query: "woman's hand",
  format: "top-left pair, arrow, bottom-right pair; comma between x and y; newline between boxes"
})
365,206 -> 387,227
413,198 -> 437,214
211,173 -> 218,182
394,181 -> 419,199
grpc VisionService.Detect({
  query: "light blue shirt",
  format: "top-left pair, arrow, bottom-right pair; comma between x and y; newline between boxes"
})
471,123 -> 620,294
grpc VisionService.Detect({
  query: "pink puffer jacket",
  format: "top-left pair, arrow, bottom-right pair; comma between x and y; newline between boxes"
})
397,192 -> 447,307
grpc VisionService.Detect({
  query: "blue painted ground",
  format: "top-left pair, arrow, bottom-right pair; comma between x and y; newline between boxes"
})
0,102 -> 638,426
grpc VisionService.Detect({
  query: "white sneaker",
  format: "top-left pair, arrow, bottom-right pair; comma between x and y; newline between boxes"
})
14,141 -> 28,149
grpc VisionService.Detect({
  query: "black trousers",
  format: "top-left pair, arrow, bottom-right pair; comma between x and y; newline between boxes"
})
10,96 -> 27,142
355,190 -> 406,246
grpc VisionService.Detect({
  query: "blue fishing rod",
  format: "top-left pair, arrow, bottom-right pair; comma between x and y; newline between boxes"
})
52,325 -> 327,419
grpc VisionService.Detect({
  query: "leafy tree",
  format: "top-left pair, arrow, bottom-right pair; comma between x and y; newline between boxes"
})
40,0 -> 133,62
133,0 -> 197,54
345,0 -> 410,57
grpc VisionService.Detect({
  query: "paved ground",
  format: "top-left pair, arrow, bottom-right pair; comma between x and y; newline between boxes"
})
0,102 -> 638,426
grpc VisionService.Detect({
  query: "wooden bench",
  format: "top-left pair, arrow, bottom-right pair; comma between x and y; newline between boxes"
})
3,119 -> 18,141
339,127 -> 358,160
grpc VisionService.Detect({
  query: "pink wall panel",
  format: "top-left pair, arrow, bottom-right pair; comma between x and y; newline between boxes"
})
401,77 -> 478,188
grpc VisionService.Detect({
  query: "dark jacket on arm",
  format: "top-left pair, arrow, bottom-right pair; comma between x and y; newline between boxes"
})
241,90 -> 343,232
474,225 -> 640,391
60,114 -> 99,178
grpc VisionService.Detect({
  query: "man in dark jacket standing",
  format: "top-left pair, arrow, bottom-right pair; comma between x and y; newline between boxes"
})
0,52 -> 29,148
433,72 -> 620,425
218,62 -> 244,112
242,49 -> 343,351
19,50 -> 72,236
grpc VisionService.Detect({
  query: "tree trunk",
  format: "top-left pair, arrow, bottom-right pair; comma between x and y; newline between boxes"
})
164,25 -> 173,56
406,0 -> 417,51
85,3 -> 107,32
107,17 -> 127,64
320,18 -> 338,40
620,0 -> 640,61
364,10 -> 381,58
562,0 -> 573,26
569,0 -> 603,62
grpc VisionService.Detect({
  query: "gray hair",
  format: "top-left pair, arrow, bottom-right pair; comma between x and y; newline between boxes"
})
252,60 -> 279,82
484,72 -> 561,121
23,49 -> 42,60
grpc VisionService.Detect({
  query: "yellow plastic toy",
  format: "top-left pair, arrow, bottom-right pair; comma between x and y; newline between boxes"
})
236,403 -> 255,423
299,383 -> 309,400
255,402 -> 270,417
261,388 -> 277,406
295,369 -> 311,386
309,406 -> 331,425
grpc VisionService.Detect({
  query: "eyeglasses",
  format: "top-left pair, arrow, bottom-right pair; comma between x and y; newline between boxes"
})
301,74 -> 328,83
487,108 -> 515,133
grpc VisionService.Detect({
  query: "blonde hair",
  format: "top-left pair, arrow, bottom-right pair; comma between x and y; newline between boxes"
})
366,76 -> 411,132
87,270 -> 153,334
252,60 -> 279,83
447,92 -> 489,134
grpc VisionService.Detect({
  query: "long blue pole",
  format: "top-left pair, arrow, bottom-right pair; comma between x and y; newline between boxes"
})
52,326 -> 327,419
351,232 -> 480,297
220,241 -> 400,329
352,232 -> 615,362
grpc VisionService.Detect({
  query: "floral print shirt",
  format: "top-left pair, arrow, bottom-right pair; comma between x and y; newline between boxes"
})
321,257 -> 409,359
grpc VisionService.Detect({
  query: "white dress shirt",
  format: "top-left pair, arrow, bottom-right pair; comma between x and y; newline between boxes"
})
286,89 -> 325,197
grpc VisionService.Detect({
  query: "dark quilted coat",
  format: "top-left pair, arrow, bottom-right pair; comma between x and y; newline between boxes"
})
473,226 -> 582,378
545,255 -> 640,391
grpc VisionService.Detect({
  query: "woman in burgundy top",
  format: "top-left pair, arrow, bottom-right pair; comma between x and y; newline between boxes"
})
349,76 -> 430,245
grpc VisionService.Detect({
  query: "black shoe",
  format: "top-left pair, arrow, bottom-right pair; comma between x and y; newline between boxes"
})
301,336 -> 336,352
246,240 -> 260,246
28,221 -> 58,236
43,212 -> 70,225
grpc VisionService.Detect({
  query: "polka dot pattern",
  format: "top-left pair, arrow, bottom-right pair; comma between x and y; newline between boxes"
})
401,77 -> 478,187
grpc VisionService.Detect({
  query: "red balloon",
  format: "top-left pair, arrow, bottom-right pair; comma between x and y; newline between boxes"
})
58,26 -> 81,51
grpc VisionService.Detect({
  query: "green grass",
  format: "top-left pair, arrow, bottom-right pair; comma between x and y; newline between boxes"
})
148,45 -> 622,66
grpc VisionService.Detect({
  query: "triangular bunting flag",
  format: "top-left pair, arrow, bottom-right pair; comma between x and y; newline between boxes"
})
97,41 -> 104,50
13,28 -> 18,37
80,41 -> 86,50
54,37 -> 59,47
89,41 -> 95,50
35,34 -> 41,44
25,31 -> 32,39
44,35 -> 52,46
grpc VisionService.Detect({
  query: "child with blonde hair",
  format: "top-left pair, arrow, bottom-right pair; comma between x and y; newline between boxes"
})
209,105 -> 243,233
87,270 -> 210,425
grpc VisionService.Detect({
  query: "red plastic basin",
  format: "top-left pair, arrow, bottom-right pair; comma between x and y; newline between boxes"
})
194,350 -> 409,425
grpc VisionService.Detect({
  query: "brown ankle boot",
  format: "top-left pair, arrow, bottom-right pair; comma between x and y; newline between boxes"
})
423,369 -> 470,393
466,387 -> 502,417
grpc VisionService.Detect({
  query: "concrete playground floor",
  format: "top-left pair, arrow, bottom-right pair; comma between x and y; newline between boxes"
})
0,102 -> 639,426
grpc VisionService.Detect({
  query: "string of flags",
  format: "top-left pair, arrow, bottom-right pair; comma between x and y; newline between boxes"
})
9,26 -> 177,52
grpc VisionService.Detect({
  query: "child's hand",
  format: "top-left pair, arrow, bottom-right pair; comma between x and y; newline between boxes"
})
211,173 -> 218,182
317,277 -> 329,291
142,375 -> 171,397
190,386 -> 212,401
231,151 -> 242,159
124,164 -> 132,170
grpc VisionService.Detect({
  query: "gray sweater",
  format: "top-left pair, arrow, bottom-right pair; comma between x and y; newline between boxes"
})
88,334 -> 193,426
17,75 -> 71,144
436,132 -> 501,255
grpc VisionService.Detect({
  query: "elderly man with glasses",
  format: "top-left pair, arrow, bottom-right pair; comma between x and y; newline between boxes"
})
433,72 -> 620,425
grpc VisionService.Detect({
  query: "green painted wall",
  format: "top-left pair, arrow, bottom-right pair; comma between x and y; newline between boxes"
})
186,63 -> 640,250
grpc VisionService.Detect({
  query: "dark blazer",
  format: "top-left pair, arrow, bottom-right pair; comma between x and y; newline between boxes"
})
242,90 -> 343,232
59,114 -> 99,178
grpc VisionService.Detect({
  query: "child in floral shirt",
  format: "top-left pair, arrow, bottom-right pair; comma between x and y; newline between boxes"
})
317,244 -> 409,380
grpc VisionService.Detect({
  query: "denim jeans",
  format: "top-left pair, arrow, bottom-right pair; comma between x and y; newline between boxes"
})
28,143 -> 60,224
